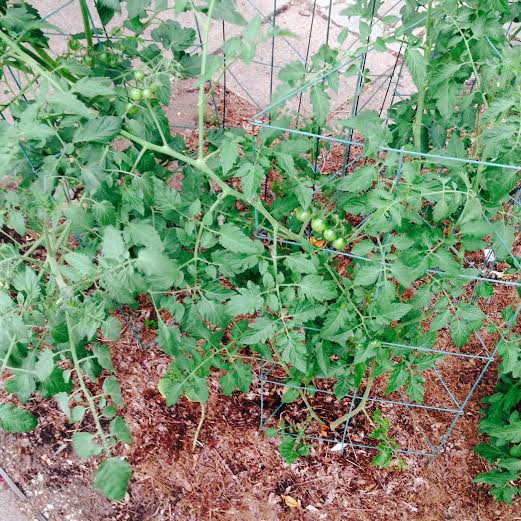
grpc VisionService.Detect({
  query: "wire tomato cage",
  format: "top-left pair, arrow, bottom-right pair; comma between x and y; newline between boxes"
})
242,1 -> 521,458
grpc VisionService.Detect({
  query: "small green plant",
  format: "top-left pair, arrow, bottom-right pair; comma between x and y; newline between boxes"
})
474,324 -> 521,503
369,409 -> 407,469
266,420 -> 312,464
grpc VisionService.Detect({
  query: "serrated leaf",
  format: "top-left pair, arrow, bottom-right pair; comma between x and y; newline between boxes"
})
284,253 -> 316,274
0,403 -> 37,433
71,77 -> 115,98
158,378 -> 183,406
299,275 -> 337,301
72,432 -> 103,459
102,227 -> 127,261
293,179 -> 314,210
102,316 -> 122,341
48,91 -> 91,118
151,20 -> 196,51
219,224 -> 263,254
137,247 -> 183,290
103,376 -> 123,407
220,137 -> 239,175
337,166 -> 377,192
385,365 -> 408,394
242,317 -> 277,345
354,263 -> 381,286
405,48 -> 427,88
94,458 -> 132,501
235,162 -> 264,199
64,252 -> 94,278
278,435 -> 300,464
406,373 -> 425,403
7,212 -> 25,236
35,350 -> 54,381
74,116 -> 122,144
226,283 -> 263,315
110,416 -> 133,444
433,198 -> 450,222
450,320 -> 470,347
310,85 -> 329,125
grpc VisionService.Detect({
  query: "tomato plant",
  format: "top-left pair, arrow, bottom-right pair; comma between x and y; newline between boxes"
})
0,0 -> 519,503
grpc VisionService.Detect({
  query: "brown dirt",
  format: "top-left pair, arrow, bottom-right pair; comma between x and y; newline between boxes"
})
1,315 -> 519,521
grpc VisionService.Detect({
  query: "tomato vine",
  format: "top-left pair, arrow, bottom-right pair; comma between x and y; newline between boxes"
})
0,0 -> 519,502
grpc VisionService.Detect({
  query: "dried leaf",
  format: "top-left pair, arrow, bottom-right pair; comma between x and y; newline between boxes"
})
281,494 -> 301,508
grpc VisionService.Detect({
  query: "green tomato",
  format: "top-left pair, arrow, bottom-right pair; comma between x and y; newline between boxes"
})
99,51 -> 109,62
150,82 -> 162,94
129,88 -> 142,101
125,102 -> 138,115
311,217 -> 326,233
83,55 -> 95,67
332,237 -> 347,250
510,444 -> 521,458
68,39 -> 80,51
134,70 -> 145,81
368,340 -> 382,350
323,228 -> 337,242
295,208 -> 312,222
141,88 -> 153,100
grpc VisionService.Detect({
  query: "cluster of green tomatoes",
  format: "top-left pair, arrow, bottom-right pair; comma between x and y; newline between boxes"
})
125,69 -> 162,114
68,39 -> 120,68
68,39 -> 160,115
294,207 -> 349,250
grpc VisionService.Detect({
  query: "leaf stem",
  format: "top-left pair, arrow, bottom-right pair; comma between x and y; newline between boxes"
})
78,0 -> 94,51
413,0 -> 433,151
197,0 -> 218,161
45,230 -> 110,455
192,402 -> 206,451
330,372 -> 375,431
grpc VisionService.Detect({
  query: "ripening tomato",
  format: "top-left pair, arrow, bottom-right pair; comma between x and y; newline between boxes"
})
310,236 -> 326,248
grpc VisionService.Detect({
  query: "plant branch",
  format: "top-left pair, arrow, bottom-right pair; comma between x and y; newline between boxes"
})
192,402 -> 206,451
330,373 -> 375,431
120,130 -> 302,242
197,0 -> 218,161
78,0 -> 94,51
413,0 -> 433,151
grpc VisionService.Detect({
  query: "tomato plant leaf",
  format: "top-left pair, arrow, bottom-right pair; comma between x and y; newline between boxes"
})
94,458 -> 132,501
0,404 -> 37,433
